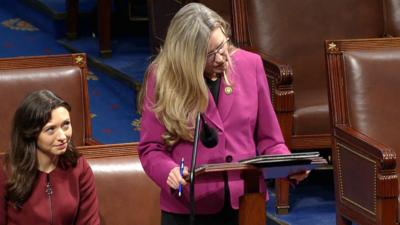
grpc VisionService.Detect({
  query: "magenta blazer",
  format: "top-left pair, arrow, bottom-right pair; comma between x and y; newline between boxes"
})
139,49 -> 290,214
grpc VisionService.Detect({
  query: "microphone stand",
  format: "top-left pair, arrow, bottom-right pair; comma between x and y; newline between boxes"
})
189,113 -> 201,225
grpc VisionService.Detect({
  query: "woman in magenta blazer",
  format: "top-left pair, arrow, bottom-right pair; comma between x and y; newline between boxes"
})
139,3 -> 303,225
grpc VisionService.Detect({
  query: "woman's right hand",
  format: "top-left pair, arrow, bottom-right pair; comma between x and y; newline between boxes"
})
167,166 -> 188,189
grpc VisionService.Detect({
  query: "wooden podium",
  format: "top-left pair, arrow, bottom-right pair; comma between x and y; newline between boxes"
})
194,153 -> 327,225
195,163 -> 266,225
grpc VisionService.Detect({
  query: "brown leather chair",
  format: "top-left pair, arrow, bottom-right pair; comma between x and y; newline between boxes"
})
0,53 -> 96,153
326,38 -> 400,225
230,0 -> 400,213
79,142 -> 161,225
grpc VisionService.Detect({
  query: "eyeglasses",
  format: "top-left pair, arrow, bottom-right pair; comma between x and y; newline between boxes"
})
207,37 -> 230,62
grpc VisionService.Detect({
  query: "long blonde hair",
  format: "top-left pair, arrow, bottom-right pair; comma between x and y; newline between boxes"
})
139,3 -> 232,146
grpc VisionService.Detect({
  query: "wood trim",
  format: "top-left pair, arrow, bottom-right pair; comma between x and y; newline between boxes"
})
98,0 -> 112,57
0,53 -> 86,69
66,0 -> 78,39
277,112 -> 293,149
275,178 -> 290,214
325,49 -> 349,127
326,37 -> 400,52
78,142 -> 139,158
291,134 -> 332,150
231,0 -> 250,47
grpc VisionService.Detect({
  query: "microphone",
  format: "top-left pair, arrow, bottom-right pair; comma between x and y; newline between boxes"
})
189,113 -> 201,225
189,113 -> 219,225
200,115 -> 218,148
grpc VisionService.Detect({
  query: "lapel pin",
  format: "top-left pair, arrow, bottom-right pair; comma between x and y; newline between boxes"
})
223,71 -> 233,95
224,86 -> 233,95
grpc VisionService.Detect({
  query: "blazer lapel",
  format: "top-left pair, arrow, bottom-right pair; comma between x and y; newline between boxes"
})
204,91 -> 224,132
218,75 -> 236,122
204,73 -> 237,130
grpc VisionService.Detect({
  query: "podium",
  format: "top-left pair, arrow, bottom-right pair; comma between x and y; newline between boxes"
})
195,163 -> 265,225
194,152 -> 327,225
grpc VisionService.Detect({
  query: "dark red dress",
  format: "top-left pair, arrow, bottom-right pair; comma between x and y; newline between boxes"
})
0,157 -> 100,225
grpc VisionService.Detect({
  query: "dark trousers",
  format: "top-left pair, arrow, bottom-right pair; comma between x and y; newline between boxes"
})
162,173 -> 238,225
161,204 -> 238,225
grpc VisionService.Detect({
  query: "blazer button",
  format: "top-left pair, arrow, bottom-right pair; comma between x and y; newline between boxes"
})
225,155 -> 233,163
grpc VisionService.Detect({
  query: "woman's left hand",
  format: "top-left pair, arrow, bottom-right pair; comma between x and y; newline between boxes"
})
288,170 -> 310,186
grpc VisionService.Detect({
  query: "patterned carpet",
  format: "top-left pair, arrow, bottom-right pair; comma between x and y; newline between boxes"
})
87,67 -> 141,143
267,170 -> 336,225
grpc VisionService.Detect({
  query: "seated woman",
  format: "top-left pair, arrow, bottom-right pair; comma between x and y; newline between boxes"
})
0,89 -> 100,225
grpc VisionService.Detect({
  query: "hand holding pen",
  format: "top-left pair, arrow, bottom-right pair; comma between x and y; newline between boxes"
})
166,158 -> 188,195
178,158 -> 184,197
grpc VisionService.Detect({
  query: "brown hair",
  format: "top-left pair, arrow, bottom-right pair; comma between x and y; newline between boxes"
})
5,89 -> 80,208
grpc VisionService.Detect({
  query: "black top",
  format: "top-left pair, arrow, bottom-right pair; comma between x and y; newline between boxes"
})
204,75 -> 231,211
205,76 -> 221,105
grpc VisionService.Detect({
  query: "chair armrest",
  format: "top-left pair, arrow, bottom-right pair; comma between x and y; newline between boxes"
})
243,47 -> 294,113
334,125 -> 397,200
335,125 -> 396,169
